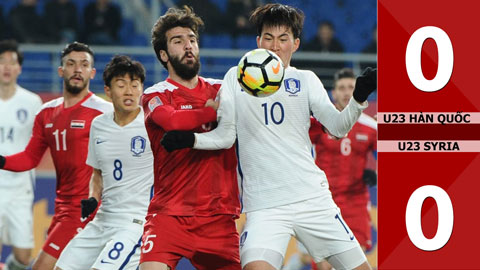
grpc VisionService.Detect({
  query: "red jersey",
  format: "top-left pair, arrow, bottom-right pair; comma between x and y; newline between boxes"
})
309,113 -> 376,205
142,77 -> 240,217
4,92 -> 112,201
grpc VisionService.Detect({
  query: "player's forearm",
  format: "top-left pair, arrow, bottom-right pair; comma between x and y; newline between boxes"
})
89,169 -> 103,201
150,106 -> 217,131
194,87 -> 237,150
3,151 -> 42,172
321,97 -> 367,138
194,122 -> 236,150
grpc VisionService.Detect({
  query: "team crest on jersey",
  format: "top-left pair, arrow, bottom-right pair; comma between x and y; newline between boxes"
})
131,136 -> 146,156
284,78 -> 300,95
17,109 -> 28,124
70,120 -> 85,129
148,96 -> 163,112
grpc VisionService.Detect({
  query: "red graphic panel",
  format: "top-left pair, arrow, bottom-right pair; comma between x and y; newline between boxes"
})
379,0 -> 480,268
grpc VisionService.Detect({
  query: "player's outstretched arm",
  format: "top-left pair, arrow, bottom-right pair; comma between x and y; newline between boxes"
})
193,68 -> 238,150
143,95 -> 217,132
353,67 -> 377,104
160,68 -> 238,152
1,113 -> 49,172
161,131 -> 195,152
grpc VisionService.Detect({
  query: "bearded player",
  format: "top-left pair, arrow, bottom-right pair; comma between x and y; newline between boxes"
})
139,6 -> 240,270
0,42 -> 112,270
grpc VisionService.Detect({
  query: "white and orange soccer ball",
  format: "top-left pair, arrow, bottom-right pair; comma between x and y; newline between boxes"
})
237,48 -> 285,97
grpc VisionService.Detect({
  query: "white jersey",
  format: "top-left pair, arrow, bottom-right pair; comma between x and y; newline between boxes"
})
195,66 -> 367,212
0,85 -> 42,189
86,109 -> 154,227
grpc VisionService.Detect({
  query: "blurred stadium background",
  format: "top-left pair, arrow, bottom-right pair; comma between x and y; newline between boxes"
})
0,0 -> 377,269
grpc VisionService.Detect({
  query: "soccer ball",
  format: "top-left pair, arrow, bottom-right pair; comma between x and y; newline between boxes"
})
237,49 -> 284,97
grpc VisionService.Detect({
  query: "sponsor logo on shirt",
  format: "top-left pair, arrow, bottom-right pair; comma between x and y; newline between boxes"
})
356,133 -> 368,141
148,96 -> 163,112
96,138 -> 107,144
70,120 -> 85,129
45,123 -> 53,128
131,136 -> 146,156
240,231 -> 248,247
17,109 -> 28,124
180,104 -> 193,109
284,78 -> 301,95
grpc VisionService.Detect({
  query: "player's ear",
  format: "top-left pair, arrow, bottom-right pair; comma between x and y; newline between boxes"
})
292,37 -> 300,53
90,68 -> 96,79
57,66 -> 64,77
104,85 -> 112,99
160,50 -> 168,63
256,36 -> 261,48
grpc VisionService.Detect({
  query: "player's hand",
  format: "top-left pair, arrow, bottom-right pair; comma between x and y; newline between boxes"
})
81,197 -> 98,219
353,67 -> 377,103
205,98 -> 219,111
0,155 -> 5,169
161,130 -> 195,152
363,169 -> 377,187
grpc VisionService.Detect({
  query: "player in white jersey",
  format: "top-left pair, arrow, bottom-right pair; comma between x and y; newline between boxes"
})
161,4 -> 376,270
55,55 -> 153,270
0,40 -> 43,270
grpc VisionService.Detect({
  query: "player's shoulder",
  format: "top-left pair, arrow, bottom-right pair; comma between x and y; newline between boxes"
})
200,76 -> 222,91
82,94 -> 113,113
15,85 -> 42,103
285,67 -> 321,86
286,66 -> 316,78
201,76 -> 222,86
222,66 -> 239,84
91,110 -> 114,127
144,80 -> 178,95
358,113 -> 377,130
40,96 -> 64,112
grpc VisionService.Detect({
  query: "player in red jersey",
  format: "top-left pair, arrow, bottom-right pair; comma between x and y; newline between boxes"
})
139,6 -> 240,270
0,42 -> 112,270
309,68 -> 376,270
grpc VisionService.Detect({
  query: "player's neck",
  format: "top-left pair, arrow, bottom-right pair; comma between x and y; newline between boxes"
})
113,107 -> 141,127
335,103 -> 345,112
168,73 -> 199,89
63,88 -> 90,108
0,83 -> 16,101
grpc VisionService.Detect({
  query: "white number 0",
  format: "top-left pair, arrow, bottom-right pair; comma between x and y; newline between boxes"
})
405,26 -> 453,92
142,235 -> 156,253
405,185 -> 453,251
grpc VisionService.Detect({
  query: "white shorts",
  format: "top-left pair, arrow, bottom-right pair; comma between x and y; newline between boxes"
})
0,176 -> 34,249
240,196 -> 365,269
55,219 -> 143,270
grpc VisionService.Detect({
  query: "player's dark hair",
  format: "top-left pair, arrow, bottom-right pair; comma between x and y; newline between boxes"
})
103,55 -> 146,87
151,6 -> 204,69
250,3 -> 304,39
60,41 -> 94,66
333,68 -> 355,88
0,39 -> 24,66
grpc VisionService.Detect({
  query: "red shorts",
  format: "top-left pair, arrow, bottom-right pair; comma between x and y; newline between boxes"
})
140,214 -> 241,270
42,199 -> 95,258
340,206 -> 372,250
